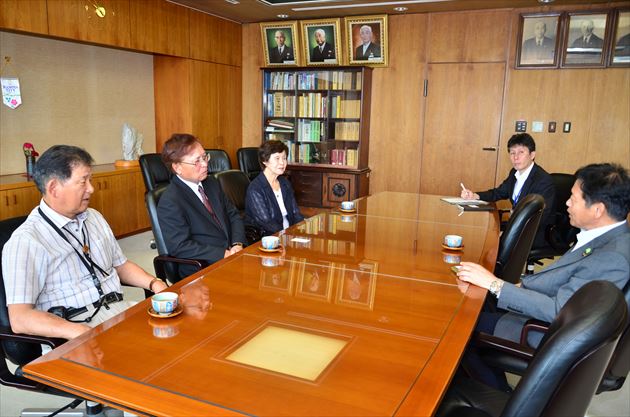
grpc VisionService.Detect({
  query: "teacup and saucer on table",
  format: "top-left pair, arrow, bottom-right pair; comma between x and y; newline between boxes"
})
441,234 -> 464,251
259,235 -> 282,253
339,201 -> 356,213
148,292 -> 183,318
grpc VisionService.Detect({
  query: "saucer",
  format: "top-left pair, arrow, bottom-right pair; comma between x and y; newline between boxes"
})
258,244 -> 283,253
339,207 -> 356,213
441,243 -> 464,251
148,304 -> 183,319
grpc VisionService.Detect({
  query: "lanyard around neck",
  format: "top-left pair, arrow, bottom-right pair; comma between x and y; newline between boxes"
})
38,208 -> 106,297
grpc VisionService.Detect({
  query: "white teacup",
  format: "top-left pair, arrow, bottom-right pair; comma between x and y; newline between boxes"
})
341,201 -> 355,211
151,292 -> 179,315
444,234 -> 463,248
261,236 -> 280,250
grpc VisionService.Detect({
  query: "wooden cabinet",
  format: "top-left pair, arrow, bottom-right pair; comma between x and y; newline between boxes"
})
47,0 -> 131,48
262,67 -> 372,207
129,0 -> 189,57
189,9 -> 241,66
0,165 -> 149,237
0,0 -> 48,34
0,182 -> 41,219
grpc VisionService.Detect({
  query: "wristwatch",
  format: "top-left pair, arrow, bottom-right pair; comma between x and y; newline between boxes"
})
489,279 -> 504,297
149,278 -> 165,293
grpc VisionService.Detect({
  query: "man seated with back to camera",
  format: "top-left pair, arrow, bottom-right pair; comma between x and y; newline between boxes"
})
457,162 -> 630,391
2,145 -> 167,340
460,133 -> 556,248
158,133 -> 246,279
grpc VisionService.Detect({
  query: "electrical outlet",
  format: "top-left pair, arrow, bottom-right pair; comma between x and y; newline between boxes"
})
563,122 -> 571,133
548,121 -> 557,133
515,120 -> 527,132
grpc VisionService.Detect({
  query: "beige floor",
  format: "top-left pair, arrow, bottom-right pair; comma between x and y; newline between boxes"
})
1,231 -> 628,416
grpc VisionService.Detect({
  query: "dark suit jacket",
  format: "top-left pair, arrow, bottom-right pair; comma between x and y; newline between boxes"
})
494,222 -> 630,346
269,45 -> 294,63
521,36 -> 554,62
157,175 -> 246,278
477,163 -> 556,248
245,173 -> 304,236
571,33 -> 604,48
311,42 -> 335,62
355,42 -> 381,60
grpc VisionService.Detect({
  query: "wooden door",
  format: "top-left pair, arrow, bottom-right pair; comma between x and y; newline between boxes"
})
420,63 -> 505,196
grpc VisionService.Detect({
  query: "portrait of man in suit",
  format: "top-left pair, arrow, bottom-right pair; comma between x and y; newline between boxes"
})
310,27 -> 336,63
571,19 -> 604,48
520,19 -> 556,65
354,25 -> 381,61
565,14 -> 608,65
611,11 -> 630,64
268,29 -> 295,64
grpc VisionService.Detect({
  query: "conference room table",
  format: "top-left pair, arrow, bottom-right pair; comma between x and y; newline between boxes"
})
24,192 -> 500,416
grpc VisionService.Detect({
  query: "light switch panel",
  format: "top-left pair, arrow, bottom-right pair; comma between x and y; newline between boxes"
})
515,120 -> 527,132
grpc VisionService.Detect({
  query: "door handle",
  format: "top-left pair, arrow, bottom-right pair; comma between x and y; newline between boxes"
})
482,147 -> 497,151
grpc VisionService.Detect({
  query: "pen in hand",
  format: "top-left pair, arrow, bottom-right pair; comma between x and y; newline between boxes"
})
460,182 -> 471,199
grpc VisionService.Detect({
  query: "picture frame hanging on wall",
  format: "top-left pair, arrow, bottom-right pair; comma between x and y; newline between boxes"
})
516,13 -> 562,68
562,11 -> 611,68
609,9 -> 630,67
300,18 -> 342,66
260,21 -> 300,67
345,15 -> 388,66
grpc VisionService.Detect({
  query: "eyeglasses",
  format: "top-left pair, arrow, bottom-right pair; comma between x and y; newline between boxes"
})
179,153 -> 210,168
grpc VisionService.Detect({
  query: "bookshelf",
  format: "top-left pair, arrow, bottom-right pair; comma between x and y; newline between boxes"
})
262,67 -> 372,207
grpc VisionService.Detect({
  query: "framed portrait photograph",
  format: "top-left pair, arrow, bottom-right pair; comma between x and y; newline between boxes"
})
295,261 -> 334,302
610,9 -> 630,66
516,13 -> 561,68
345,15 -> 388,66
260,21 -> 300,67
300,18 -> 341,66
562,11 -> 611,68
335,261 -> 378,310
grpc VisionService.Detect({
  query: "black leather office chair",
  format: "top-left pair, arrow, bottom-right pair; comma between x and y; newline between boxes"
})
139,152 -> 171,192
205,149 -> 232,175
214,169 -> 261,245
436,280 -> 627,417
526,173 -> 579,273
237,147 -> 262,182
494,194 -> 545,284
145,187 -> 203,284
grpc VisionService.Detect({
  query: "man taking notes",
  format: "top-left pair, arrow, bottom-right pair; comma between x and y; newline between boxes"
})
460,133 -> 555,248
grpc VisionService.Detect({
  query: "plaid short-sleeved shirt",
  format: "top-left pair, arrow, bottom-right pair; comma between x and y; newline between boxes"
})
2,200 -> 126,311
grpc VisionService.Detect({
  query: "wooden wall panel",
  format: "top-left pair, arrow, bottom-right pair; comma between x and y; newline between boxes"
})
241,23 -> 265,148
190,10 -> 241,67
47,0 -> 131,48
427,10 -> 510,63
130,0 -> 189,57
499,68 -> 630,180
369,14 -> 427,194
153,56 -> 192,151
0,0 -> 48,34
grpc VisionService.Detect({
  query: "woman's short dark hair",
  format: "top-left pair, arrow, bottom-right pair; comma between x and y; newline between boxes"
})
575,163 -> 630,221
259,140 -> 289,165
162,133 -> 199,173
33,145 -> 94,194
507,133 -> 536,153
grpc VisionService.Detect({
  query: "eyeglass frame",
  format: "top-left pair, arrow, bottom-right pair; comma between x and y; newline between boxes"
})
178,153 -> 210,168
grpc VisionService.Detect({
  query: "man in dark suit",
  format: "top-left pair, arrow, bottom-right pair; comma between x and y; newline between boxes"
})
158,134 -> 246,278
354,25 -> 381,60
521,21 -> 555,63
571,19 -> 604,48
268,30 -> 294,64
458,162 -> 630,390
461,133 -> 556,248
311,28 -> 335,62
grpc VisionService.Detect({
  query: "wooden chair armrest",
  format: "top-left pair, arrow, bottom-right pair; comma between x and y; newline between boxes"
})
520,319 -> 550,346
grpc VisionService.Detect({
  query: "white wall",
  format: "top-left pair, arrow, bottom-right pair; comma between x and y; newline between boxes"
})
0,31 -> 156,175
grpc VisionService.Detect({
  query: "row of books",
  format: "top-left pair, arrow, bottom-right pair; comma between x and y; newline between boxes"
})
297,120 -> 326,142
265,72 -> 295,90
330,97 -> 361,118
334,122 -> 360,141
296,71 -> 363,91
330,148 -> 358,168
298,93 -> 327,118
266,92 -> 296,117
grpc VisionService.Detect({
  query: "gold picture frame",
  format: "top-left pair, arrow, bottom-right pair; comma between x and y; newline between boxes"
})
300,18 -> 342,66
260,21 -> 300,67
345,15 -> 388,66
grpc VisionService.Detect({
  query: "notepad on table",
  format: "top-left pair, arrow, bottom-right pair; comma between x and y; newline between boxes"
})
440,197 -> 489,206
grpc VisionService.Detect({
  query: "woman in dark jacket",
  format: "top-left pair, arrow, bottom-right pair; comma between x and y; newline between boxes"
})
245,140 -> 304,236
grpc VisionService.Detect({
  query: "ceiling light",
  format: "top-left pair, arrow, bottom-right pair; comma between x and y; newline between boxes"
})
277,14 -> 289,18
394,6 -> 408,12
292,0 -> 452,12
